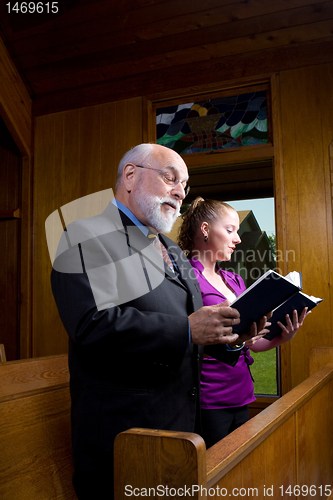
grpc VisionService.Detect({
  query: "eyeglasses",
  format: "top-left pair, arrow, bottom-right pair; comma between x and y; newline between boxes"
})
135,165 -> 190,196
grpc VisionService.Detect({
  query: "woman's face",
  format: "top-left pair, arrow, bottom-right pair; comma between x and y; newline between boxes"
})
203,209 -> 241,261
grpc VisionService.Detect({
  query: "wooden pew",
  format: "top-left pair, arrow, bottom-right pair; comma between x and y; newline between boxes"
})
0,354 -> 76,500
114,347 -> 333,499
1,348 -> 332,499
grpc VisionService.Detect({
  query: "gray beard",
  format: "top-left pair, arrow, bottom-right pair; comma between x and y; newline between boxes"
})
134,182 -> 180,233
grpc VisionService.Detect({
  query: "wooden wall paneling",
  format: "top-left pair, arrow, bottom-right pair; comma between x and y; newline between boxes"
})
46,111 -> 82,264
35,109 -> 102,356
142,97 -> 154,144
279,64 -> 333,388
320,65 -> 333,352
34,107 -> 105,356
3,222 -> 20,358
0,38 -> 31,157
0,36 -> 32,360
34,110 -> 89,357
33,114 -> 67,357
271,73 -> 293,395
330,143 -> 333,222
99,98 -> 143,197
291,66 -> 332,386
309,346 -> 333,376
278,71 -> 304,392
270,74 -> 286,272
279,69 -> 308,389
122,97 -> 145,150
33,98 -> 144,357
279,73 -> 302,272
0,125 -> 21,361
100,102 -> 119,194
19,156 -> 33,359
61,110 -> 82,206
100,97 -> 144,196
294,67 -> 329,297
330,139 -> 333,348
78,106 -> 102,196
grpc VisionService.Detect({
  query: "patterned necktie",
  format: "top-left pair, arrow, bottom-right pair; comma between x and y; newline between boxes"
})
149,234 -> 175,272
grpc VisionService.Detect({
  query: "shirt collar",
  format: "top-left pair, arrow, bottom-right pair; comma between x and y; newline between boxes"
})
112,198 -> 149,236
188,256 -> 204,272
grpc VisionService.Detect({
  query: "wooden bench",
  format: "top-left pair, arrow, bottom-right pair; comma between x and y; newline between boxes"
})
0,354 -> 76,500
1,348 -> 333,499
114,347 -> 333,499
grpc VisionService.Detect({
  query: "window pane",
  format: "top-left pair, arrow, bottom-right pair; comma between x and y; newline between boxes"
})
221,198 -> 275,288
250,350 -> 278,396
156,90 -> 268,154
221,197 -> 278,396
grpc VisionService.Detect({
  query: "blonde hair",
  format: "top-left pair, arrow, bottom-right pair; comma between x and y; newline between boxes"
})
177,196 -> 236,255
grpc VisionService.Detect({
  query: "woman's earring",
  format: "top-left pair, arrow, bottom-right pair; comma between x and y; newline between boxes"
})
204,235 -> 208,243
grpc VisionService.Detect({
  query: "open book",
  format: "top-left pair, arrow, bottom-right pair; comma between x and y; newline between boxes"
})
229,270 -> 323,339
263,290 -> 323,340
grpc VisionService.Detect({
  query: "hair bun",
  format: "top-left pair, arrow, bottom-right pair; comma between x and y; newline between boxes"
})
187,196 -> 204,215
178,197 -> 235,255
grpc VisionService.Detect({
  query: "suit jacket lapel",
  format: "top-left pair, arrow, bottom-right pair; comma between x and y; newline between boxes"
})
110,204 -> 200,299
160,234 -> 203,308
115,211 -> 180,284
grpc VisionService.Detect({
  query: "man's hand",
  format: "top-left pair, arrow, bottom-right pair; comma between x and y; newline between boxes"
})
243,316 -> 271,347
189,301 -> 240,345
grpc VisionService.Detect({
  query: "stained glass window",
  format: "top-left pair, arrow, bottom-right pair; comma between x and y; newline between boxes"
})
156,90 -> 268,155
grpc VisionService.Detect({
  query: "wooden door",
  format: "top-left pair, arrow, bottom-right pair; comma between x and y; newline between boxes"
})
0,116 -> 21,360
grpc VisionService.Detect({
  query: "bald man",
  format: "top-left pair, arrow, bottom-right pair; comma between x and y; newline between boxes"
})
51,143 -> 250,499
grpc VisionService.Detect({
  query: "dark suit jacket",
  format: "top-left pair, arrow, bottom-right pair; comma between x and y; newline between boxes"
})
51,201 -> 239,498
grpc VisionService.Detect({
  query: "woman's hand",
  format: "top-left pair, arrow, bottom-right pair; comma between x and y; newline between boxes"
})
277,307 -> 310,341
244,314 -> 272,347
248,308 -> 310,353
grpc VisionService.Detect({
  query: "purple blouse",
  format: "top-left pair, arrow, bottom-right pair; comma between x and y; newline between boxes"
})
189,257 -> 256,409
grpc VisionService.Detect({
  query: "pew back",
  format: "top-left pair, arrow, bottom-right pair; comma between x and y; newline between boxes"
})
206,361 -> 333,495
0,355 -> 76,500
114,347 -> 333,499
114,428 -> 207,499
1,348 -> 333,499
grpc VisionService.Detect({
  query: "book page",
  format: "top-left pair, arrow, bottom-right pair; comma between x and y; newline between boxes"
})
285,271 -> 302,288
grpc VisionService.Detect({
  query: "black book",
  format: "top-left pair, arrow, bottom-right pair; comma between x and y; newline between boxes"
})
263,291 -> 323,340
230,270 -> 304,338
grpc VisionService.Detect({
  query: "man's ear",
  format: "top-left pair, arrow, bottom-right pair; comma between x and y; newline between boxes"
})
122,163 -> 136,193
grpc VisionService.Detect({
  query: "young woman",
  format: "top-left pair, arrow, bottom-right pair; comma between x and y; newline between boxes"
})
178,197 -> 309,448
